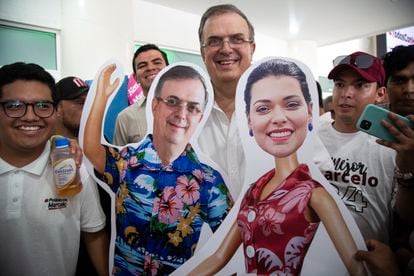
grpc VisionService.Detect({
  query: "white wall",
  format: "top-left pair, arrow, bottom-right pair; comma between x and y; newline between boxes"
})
253,37 -> 318,78
0,0 -> 378,82
60,0 -> 134,79
317,37 -> 376,77
0,0 -> 60,29
132,1 -> 200,54
253,33 -> 288,61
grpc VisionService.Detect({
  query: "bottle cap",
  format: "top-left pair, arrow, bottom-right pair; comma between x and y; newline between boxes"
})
54,137 -> 70,148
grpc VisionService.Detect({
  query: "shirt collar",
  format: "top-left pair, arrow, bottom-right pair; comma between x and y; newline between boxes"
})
0,141 -> 50,176
133,134 -> 202,173
212,101 -> 224,113
246,164 -> 312,206
136,96 -> 146,107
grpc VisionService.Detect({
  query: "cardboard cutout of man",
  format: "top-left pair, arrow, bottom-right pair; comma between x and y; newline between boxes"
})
80,61 -> 233,275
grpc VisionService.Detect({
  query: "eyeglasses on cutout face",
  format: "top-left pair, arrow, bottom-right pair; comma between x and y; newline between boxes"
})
156,96 -> 203,115
333,54 -> 375,69
201,34 -> 253,49
0,100 -> 56,118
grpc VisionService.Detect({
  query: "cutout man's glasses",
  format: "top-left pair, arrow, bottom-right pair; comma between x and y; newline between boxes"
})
0,100 -> 56,118
156,96 -> 203,115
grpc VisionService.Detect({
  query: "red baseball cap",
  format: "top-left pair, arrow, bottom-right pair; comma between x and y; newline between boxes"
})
328,51 -> 385,86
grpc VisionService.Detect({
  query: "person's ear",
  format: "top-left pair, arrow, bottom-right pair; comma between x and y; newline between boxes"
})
250,42 -> 256,58
151,98 -> 158,114
375,86 -> 387,104
307,103 -> 314,131
56,102 -> 63,117
247,113 -> 253,134
200,47 -> 206,63
307,102 -> 313,118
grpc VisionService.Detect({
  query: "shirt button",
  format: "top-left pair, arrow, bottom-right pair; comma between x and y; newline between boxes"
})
247,210 -> 256,222
12,197 -> 18,202
246,245 -> 255,258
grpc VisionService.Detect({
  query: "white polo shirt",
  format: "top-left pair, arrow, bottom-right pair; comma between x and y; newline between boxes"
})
0,141 -> 106,276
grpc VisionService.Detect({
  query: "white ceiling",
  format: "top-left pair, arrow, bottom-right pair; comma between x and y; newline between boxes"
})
144,0 -> 414,46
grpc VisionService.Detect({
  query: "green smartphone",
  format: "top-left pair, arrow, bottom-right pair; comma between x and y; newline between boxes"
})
357,104 -> 413,142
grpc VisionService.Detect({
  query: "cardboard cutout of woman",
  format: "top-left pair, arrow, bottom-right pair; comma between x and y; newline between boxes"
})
182,57 -> 367,275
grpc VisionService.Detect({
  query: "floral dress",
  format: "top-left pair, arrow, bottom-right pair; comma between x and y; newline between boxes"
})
237,164 -> 321,275
103,135 -> 233,275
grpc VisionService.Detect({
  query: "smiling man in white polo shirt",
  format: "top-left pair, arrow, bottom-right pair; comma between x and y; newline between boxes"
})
0,62 -> 108,276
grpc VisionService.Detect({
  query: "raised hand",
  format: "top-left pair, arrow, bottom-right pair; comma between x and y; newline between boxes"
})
97,64 -> 121,99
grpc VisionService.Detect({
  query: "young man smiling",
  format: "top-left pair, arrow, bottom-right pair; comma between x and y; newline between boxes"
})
113,44 -> 169,146
317,51 -> 414,245
0,62 -> 107,276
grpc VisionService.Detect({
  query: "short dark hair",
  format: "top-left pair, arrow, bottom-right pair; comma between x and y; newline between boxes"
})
316,81 -> 323,109
244,59 -> 311,115
383,45 -> 414,85
323,95 -> 333,110
154,65 -> 208,106
0,62 -> 56,100
198,4 -> 255,44
132,44 -> 169,75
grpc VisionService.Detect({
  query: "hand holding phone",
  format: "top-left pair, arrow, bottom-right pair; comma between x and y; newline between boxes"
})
356,104 -> 414,142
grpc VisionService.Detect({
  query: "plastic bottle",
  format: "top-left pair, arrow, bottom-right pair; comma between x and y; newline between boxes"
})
51,137 -> 82,197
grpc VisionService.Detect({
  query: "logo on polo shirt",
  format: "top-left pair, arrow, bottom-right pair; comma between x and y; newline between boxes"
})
44,198 -> 68,210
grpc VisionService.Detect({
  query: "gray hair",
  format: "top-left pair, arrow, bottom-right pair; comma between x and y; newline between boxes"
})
198,4 -> 255,44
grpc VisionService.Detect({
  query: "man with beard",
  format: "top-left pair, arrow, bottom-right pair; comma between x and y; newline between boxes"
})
54,76 -> 89,139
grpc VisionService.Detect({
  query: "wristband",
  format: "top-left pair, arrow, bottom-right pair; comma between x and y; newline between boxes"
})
395,168 -> 414,181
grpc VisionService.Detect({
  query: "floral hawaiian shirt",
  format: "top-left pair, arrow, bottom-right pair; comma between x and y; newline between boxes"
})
102,135 -> 233,275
